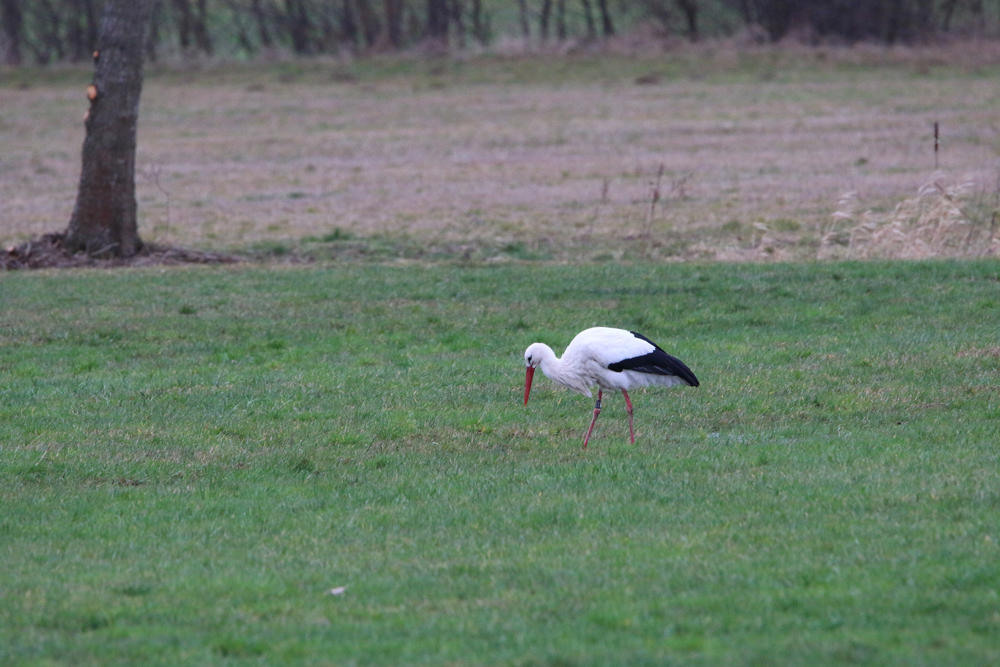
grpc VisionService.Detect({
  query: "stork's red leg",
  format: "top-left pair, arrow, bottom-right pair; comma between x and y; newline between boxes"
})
622,389 -> 634,444
583,389 -> 602,449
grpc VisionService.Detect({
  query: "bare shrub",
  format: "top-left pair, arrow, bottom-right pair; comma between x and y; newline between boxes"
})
819,172 -> 1000,260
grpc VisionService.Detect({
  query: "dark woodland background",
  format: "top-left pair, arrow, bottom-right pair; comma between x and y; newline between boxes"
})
2,0 -> 999,66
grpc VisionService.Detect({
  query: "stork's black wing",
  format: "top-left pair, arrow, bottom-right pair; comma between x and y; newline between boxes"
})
606,331 -> 700,387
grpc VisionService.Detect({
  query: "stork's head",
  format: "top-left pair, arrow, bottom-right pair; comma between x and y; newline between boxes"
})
523,342 -> 549,370
522,343 -> 550,406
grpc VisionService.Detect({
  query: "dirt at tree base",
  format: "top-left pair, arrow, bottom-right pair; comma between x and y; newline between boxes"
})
2,233 -> 242,270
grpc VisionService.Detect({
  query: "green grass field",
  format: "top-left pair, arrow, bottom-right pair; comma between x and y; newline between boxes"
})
2,259 -> 999,665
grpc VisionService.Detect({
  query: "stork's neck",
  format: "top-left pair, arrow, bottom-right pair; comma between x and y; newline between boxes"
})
536,345 -> 592,396
537,345 -> 565,380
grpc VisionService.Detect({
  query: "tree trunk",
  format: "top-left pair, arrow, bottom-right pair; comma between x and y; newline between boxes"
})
556,0 -> 566,40
450,0 -> 465,48
940,0 -> 958,31
339,0 -> 359,46
62,0 -> 100,62
675,0 -> 698,41
384,0 -> 403,47
222,0 -> 256,54
469,0 -> 488,45
913,0 -> 936,38
596,0 -> 614,36
427,0 -> 449,42
0,0 -> 23,65
251,0 -> 274,48
34,0 -> 66,64
285,0 -> 312,53
193,0 -> 213,54
735,0 -> 753,25
516,0 -> 529,39
146,0 -> 164,61
539,0 -> 552,40
67,0 -> 88,61
65,0 -> 152,258
580,0 -> 597,40
758,0 -> 797,42
171,0 -> 192,51
353,0 -> 381,48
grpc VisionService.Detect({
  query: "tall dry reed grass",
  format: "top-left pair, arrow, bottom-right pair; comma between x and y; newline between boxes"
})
819,172 -> 1000,260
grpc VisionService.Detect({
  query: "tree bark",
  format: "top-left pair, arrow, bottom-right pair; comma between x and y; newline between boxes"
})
285,0 -> 312,54
580,0 -> 597,40
353,0 -> 381,48
338,0 -> 359,46
596,0 -> 614,36
539,0 -> 552,40
32,0 -> 66,64
146,0 -> 164,61
171,0 -> 192,51
66,0 -> 99,62
427,0 -> 449,42
758,0 -> 797,41
251,0 -> 274,48
469,0 -> 488,45
384,0 -> 403,47
555,0 -> 566,41
192,0 -> 213,54
222,0 -> 256,54
0,0 -> 23,65
450,0 -> 466,48
675,0 -> 698,41
516,0 -> 529,39
65,0 -> 153,258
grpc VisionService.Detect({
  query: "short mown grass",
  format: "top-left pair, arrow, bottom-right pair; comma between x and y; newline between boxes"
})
2,259 -> 1000,665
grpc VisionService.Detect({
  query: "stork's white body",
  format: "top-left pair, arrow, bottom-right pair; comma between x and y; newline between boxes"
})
523,327 -> 698,448
524,327 -> 692,397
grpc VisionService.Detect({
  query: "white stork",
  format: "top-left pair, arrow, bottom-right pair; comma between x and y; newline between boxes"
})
523,327 -> 699,449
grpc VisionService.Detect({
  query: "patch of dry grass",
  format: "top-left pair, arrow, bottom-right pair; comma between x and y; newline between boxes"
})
3,49 -> 1000,261
820,172 -> 1000,260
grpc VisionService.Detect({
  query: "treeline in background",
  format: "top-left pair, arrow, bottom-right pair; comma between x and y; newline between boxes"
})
2,0 -> 999,65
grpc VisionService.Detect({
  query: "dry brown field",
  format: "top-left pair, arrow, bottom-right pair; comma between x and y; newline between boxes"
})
3,45 -> 1000,262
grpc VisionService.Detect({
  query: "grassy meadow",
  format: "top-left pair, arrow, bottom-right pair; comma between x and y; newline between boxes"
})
3,49 -> 1000,665
2,260 -> 1000,665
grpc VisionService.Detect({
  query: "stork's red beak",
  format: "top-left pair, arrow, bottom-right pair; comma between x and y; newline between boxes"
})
524,366 -> 534,406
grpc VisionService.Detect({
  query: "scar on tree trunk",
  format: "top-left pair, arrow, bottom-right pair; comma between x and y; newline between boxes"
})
65,0 -> 152,258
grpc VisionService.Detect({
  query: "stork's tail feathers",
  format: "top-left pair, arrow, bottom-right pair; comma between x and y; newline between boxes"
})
607,332 -> 699,387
